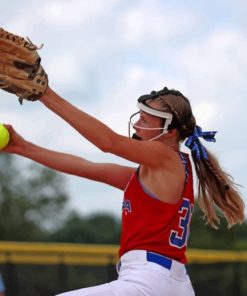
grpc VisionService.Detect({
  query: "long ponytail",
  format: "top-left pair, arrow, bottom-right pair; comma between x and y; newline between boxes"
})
192,148 -> 244,228
154,90 -> 245,228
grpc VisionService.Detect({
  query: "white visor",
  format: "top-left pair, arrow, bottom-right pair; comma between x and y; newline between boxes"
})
138,102 -> 173,130
137,102 -> 172,119
128,102 -> 173,140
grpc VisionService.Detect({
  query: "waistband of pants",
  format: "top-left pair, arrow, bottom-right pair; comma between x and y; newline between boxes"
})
117,250 -> 187,280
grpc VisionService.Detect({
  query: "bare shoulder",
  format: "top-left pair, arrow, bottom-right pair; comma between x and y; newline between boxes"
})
139,151 -> 186,203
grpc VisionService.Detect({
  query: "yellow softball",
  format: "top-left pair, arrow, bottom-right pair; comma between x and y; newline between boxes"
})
0,124 -> 10,149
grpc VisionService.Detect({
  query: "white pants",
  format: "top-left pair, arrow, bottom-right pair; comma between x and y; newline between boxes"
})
56,250 -> 195,296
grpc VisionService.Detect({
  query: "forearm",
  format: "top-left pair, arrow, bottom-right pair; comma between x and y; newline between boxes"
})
40,87 -> 116,151
16,141 -> 91,177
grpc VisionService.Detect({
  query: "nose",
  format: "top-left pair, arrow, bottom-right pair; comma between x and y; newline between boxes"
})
133,119 -> 141,130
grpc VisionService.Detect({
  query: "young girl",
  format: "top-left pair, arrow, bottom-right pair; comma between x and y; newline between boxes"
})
1,86 -> 244,296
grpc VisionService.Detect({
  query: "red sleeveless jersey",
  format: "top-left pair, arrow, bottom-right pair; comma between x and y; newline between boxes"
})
119,152 -> 194,264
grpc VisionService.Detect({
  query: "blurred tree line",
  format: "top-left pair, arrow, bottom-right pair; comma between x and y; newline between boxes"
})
0,154 -> 246,248
0,154 -> 121,244
0,154 -> 247,296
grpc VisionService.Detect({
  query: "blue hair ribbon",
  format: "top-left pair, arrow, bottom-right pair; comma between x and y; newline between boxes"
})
185,126 -> 217,160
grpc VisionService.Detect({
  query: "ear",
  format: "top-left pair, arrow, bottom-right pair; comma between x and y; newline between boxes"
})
167,128 -> 177,136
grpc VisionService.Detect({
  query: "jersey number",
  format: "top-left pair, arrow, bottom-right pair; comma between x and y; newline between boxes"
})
169,198 -> 193,249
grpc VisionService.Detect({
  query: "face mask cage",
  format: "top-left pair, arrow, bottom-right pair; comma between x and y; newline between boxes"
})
129,87 -> 192,140
128,88 -> 173,140
128,111 -> 169,139
129,87 -> 188,140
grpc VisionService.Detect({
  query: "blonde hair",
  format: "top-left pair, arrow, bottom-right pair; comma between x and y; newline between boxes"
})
153,90 -> 245,228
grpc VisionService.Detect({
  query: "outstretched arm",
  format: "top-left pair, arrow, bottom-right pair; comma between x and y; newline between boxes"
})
40,87 -> 115,153
2,125 -> 135,190
40,87 -> 176,168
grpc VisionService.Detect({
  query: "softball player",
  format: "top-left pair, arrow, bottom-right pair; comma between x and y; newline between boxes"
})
2,87 -> 244,296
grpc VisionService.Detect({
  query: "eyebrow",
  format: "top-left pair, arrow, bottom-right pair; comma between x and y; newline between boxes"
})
140,111 -> 148,118
140,112 -> 148,120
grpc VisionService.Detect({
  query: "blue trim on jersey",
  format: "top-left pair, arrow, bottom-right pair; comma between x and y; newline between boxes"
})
178,152 -> 189,181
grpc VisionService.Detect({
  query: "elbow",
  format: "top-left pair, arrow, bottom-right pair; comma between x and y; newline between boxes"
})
98,133 -> 117,153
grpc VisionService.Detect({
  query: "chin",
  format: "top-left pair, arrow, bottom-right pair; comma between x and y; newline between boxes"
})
132,133 -> 142,141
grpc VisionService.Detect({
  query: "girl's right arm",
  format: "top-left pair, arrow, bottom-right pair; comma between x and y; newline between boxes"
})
2,125 -> 135,190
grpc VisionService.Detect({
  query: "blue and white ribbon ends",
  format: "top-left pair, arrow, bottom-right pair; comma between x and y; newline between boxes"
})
185,126 -> 217,160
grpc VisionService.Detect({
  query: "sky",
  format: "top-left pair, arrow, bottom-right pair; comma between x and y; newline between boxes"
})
1,0 -> 247,218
